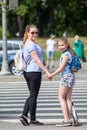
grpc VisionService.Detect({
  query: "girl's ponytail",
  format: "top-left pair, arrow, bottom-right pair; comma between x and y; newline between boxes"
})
68,45 -> 76,56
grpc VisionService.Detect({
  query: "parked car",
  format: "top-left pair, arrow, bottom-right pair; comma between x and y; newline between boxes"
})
0,40 -> 23,76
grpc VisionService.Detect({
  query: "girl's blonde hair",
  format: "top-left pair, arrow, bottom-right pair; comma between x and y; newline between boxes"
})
22,24 -> 38,45
58,37 -> 76,55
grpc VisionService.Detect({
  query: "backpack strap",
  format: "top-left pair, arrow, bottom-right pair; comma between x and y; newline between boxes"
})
20,44 -> 32,65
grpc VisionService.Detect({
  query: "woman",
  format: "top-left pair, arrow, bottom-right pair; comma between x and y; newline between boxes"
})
20,24 -> 49,126
46,37 -> 76,126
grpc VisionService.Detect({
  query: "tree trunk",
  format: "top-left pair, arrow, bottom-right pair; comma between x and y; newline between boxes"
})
17,15 -> 25,37
49,0 -> 55,34
37,12 -> 44,37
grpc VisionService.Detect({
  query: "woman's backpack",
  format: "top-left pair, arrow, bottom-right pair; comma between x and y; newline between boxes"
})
14,45 -> 26,71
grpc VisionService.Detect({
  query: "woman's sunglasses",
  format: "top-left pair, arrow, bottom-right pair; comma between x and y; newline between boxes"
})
30,32 -> 39,35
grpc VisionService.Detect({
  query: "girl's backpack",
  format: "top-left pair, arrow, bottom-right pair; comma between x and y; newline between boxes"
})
68,55 -> 81,72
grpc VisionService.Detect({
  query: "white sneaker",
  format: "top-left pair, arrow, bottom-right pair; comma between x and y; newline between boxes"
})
56,121 -> 72,127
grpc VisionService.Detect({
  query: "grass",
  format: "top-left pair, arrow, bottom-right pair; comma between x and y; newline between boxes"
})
36,37 -> 87,48
37,37 -> 87,61
84,50 -> 87,58
43,51 -> 61,61
44,50 -> 87,61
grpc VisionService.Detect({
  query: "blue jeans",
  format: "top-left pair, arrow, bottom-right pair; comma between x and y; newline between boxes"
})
22,71 -> 42,121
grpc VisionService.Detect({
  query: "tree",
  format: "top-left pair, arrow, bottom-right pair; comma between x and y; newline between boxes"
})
1,0 -> 87,38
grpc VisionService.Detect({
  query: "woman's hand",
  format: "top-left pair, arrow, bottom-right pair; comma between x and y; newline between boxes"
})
45,72 -> 52,80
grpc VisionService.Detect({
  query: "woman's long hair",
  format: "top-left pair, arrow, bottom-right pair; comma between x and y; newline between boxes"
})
22,24 -> 37,45
58,37 -> 76,55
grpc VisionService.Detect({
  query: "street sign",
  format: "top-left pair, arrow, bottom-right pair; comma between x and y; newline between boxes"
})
9,0 -> 18,10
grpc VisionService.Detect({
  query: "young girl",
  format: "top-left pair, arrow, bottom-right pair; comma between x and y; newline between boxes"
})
46,37 -> 76,126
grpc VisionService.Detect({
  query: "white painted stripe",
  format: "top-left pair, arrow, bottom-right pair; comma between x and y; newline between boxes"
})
0,106 -> 87,111
0,85 -> 87,89
0,80 -> 87,84
0,99 -> 87,103
0,113 -> 86,117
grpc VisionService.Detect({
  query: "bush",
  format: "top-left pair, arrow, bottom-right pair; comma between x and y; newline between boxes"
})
0,26 -> 2,38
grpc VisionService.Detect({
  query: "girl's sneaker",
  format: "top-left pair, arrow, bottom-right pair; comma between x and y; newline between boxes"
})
56,121 -> 72,127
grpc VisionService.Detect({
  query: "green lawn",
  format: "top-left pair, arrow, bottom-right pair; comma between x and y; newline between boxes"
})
43,50 -> 87,61
36,37 -> 87,61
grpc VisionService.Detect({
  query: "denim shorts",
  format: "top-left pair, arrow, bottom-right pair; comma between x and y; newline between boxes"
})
60,73 -> 75,87
47,51 -> 54,59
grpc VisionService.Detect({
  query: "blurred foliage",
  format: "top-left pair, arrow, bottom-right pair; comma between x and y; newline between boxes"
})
0,0 -> 87,38
0,26 -> 2,38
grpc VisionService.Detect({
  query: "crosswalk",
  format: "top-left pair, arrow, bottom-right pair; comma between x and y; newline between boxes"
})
0,80 -> 87,124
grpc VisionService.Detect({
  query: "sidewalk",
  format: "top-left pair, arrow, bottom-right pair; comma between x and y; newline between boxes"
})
0,120 -> 87,130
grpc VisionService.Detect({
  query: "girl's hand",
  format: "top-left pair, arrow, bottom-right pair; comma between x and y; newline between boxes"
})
45,73 -> 52,80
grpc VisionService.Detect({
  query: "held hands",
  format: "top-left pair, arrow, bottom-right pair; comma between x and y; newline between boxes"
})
45,72 -> 52,80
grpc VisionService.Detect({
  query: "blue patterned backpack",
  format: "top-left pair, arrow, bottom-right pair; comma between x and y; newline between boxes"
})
68,55 -> 82,72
